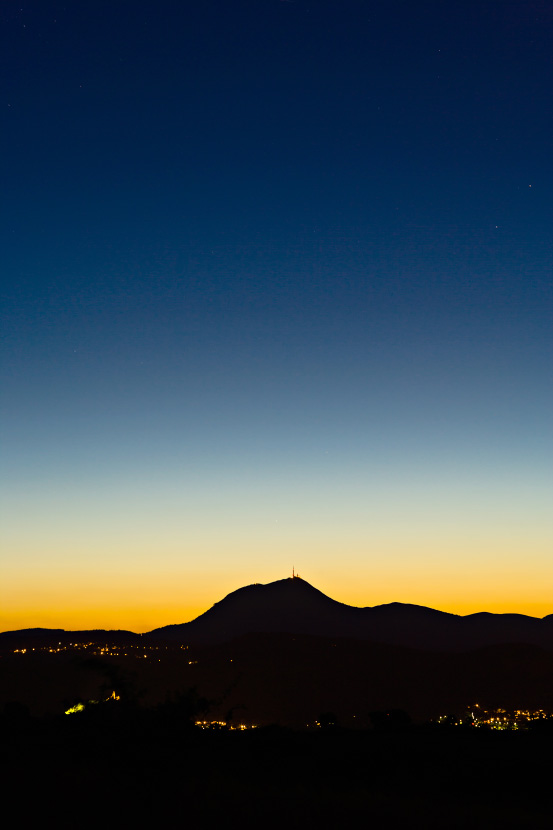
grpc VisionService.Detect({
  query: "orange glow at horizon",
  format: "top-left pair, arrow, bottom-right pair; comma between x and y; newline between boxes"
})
2,567 -> 552,634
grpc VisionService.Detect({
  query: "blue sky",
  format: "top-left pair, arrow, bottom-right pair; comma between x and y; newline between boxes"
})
1,0 -> 552,630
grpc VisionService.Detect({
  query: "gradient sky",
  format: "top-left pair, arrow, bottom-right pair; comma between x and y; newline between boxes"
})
1,0 -> 552,632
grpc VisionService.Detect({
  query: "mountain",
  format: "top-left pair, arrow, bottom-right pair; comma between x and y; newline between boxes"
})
2,577 -> 551,652
2,579 -> 553,723
146,576 -> 553,651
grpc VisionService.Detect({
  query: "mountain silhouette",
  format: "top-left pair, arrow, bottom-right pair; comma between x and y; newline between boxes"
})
2,578 -> 553,723
146,577 -> 553,651
2,577 -> 552,652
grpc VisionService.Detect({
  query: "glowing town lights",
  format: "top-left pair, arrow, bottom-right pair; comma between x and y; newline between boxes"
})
435,705 -> 552,730
65,703 -> 86,715
64,691 -> 120,714
194,720 -> 257,730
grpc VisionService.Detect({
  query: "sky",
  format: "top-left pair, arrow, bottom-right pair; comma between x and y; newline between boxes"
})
1,0 -> 552,632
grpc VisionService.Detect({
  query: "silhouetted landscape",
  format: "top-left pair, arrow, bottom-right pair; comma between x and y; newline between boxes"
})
2,578 -> 552,827
4,0 -> 552,825
148,576 -> 553,650
3,578 -> 553,723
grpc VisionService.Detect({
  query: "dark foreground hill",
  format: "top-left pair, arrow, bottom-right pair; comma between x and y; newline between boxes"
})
3,712 -> 552,829
2,630 -> 553,827
146,576 -> 553,651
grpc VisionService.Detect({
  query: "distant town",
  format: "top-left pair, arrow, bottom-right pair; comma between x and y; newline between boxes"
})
4,638 -> 553,731
435,703 -> 553,731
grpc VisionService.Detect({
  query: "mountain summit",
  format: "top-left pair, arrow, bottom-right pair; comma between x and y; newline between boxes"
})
146,577 -> 553,651
148,576 -> 354,644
